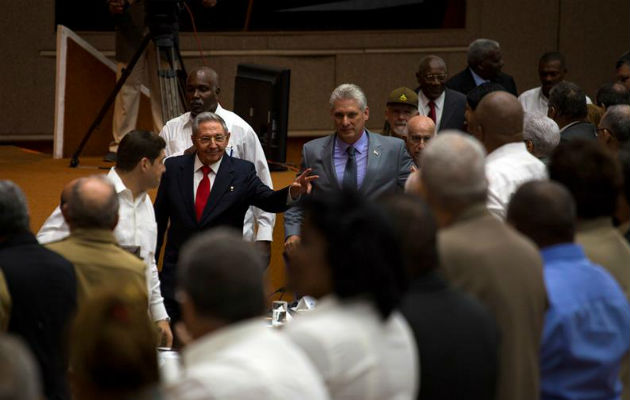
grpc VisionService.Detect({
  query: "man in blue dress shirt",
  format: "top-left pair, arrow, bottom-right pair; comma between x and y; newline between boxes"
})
507,180 -> 630,400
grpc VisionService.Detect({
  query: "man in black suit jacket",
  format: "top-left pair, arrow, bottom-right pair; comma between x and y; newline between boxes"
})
155,112 -> 315,323
446,39 -> 518,96
384,192 -> 499,400
415,55 -> 466,131
0,181 -> 77,400
548,81 -> 597,143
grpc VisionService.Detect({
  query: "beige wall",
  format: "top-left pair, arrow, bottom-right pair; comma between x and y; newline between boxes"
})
1,0 -> 627,139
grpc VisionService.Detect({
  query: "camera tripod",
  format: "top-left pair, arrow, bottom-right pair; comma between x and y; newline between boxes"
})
69,29 -> 187,167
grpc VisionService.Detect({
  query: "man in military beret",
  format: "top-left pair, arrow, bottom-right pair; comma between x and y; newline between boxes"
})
383,87 -> 419,139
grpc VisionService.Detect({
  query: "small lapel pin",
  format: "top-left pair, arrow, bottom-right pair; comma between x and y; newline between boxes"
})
230,186 -> 235,192
373,149 -> 380,156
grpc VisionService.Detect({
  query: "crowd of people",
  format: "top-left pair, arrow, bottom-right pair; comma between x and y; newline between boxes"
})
1,38 -> 630,400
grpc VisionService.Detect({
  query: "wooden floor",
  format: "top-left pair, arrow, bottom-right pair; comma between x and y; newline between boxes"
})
0,140 -> 312,301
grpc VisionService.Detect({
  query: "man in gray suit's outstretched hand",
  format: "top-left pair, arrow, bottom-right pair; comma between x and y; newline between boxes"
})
284,83 -> 414,251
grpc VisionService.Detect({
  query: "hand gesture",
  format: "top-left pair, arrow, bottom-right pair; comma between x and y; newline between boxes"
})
289,168 -> 318,199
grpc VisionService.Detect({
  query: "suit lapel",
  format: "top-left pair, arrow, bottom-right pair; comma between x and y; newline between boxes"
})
199,155 -> 233,225
440,90 -> 454,127
177,154 -> 197,224
361,131 -> 382,194
321,135 -> 339,189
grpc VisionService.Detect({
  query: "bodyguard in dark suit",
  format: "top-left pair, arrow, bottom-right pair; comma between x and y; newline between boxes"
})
283,83 -> 414,249
0,181 -> 77,400
548,81 -> 597,143
384,194 -> 499,400
446,39 -> 518,96
415,55 -> 466,131
155,112 -> 315,322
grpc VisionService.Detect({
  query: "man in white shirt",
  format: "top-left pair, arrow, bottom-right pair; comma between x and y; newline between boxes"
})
159,66 -> 275,261
519,52 -> 591,115
468,91 -> 547,219
167,229 -> 329,400
37,131 -> 173,346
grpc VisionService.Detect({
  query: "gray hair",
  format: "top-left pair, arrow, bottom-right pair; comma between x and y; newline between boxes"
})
0,181 -> 30,236
467,38 -> 501,66
523,112 -> 560,158
192,112 -> 229,136
0,334 -> 42,400
421,131 -> 488,210
601,104 -> 630,144
178,228 -> 265,323
329,83 -> 368,111
65,175 -> 119,230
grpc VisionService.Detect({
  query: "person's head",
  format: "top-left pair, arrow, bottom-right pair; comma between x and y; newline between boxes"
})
416,55 -> 448,100
381,194 -> 439,280
177,228 -> 265,339
406,115 -> 436,164
384,87 -> 419,138
0,181 -> 30,238
523,112 -> 560,159
538,52 -> 567,97
191,112 -> 231,165
418,131 -> 488,226
60,176 -> 119,231
289,190 -> 404,319
467,39 -> 504,80
116,130 -> 167,190
186,66 -> 220,117
507,181 -> 576,248
598,104 -> 630,154
548,140 -> 622,220
616,53 -> 630,90
596,82 -> 630,109
547,81 -> 588,128
329,83 -> 370,144
0,334 -> 42,400
69,290 -> 158,400
464,82 -> 506,134
470,91 -> 524,152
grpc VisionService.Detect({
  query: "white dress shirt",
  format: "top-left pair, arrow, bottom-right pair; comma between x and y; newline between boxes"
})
285,295 -> 419,400
36,168 -> 168,321
167,319 -> 330,400
418,90 -> 445,131
485,142 -> 548,219
193,155 -> 221,198
518,86 -> 592,116
159,105 -> 275,241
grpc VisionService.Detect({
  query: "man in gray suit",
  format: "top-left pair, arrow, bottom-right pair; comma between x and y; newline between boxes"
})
407,131 -> 547,400
284,83 -> 414,250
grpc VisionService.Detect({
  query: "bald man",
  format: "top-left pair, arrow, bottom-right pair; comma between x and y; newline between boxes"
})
415,55 -> 466,131
406,115 -> 436,166
160,67 -> 276,258
467,91 -> 547,219
46,176 -> 147,304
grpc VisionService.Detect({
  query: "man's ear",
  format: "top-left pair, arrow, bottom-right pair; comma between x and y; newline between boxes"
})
525,139 -> 534,154
215,86 -> 221,96
60,203 -> 71,225
364,106 -> 370,121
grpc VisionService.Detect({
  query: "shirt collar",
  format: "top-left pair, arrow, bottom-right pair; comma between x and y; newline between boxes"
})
469,68 -> 489,86
559,120 -> 582,134
486,142 -> 528,162
182,318 -> 267,367
540,242 -> 586,264
577,217 -> 614,232
109,167 -> 148,203
335,130 -> 368,154
194,154 -> 222,174
70,228 -> 118,244
418,89 -> 445,109
537,86 -> 549,101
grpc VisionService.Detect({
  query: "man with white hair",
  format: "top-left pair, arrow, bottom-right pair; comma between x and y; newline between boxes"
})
409,131 -> 547,400
446,39 -> 517,96
523,112 -> 560,162
284,83 -> 414,251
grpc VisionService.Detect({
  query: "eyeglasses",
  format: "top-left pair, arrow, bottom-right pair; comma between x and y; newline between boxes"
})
408,135 -> 433,144
422,73 -> 447,82
196,134 -> 227,144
